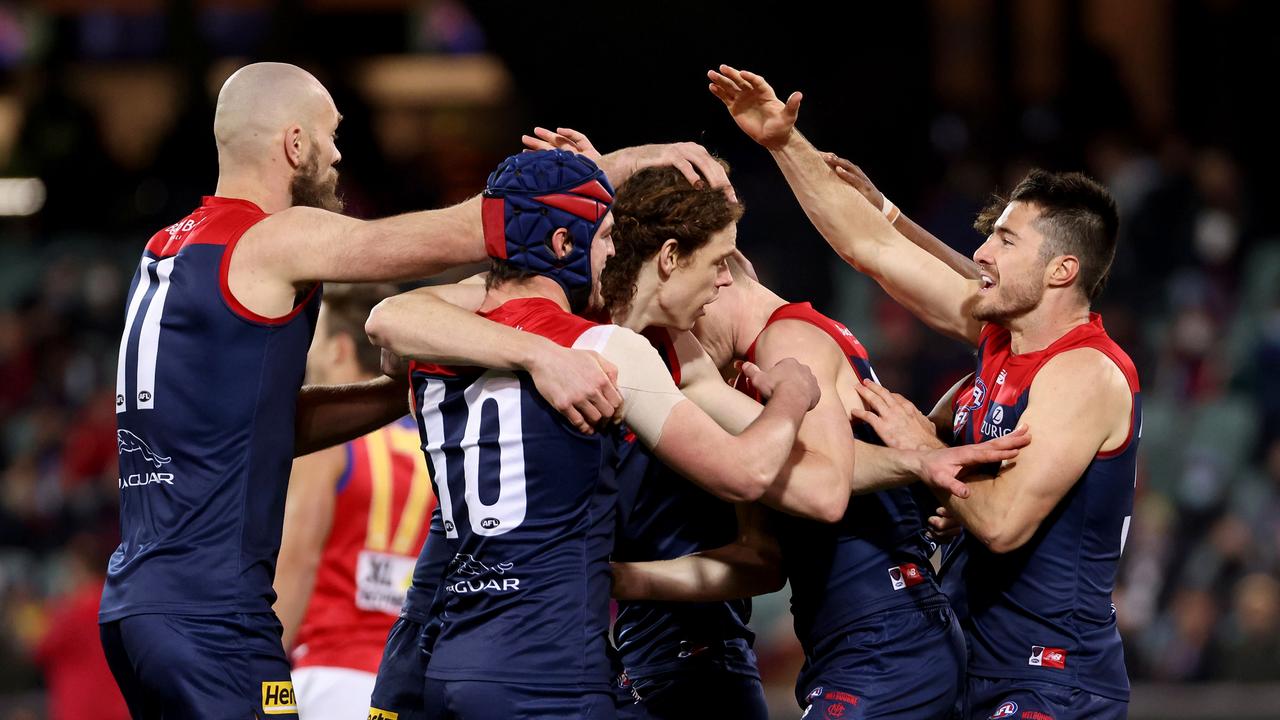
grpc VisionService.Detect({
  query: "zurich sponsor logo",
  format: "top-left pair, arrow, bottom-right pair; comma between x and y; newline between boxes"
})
989,700 -> 1018,719
117,429 -> 171,468
991,405 -> 1004,424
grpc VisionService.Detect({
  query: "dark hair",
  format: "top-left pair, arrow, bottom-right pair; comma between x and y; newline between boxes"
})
485,258 -> 540,291
974,168 -> 1119,303
602,164 -> 744,316
322,283 -> 397,375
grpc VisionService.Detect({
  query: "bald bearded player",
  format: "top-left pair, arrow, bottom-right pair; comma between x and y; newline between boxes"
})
100,63 -> 619,720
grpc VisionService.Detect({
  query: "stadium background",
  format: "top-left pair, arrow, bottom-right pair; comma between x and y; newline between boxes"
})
1,1 -> 1279,717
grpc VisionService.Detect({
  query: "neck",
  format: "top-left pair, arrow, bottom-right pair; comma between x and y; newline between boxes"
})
479,276 -> 570,314
695,278 -> 787,371
214,160 -> 293,214
1004,294 -> 1092,354
616,267 -> 662,332
736,278 -> 787,359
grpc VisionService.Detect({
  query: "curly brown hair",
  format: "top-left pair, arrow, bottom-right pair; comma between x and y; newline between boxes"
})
601,165 -> 744,316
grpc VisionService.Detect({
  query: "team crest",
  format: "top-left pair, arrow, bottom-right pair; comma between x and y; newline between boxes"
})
989,700 -> 1018,719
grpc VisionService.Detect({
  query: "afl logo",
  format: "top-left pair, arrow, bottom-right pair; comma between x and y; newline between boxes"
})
444,520 -> 455,533
989,701 -> 1019,719
137,391 -> 152,403
116,394 -> 125,406
966,378 -> 988,410
481,518 -> 501,530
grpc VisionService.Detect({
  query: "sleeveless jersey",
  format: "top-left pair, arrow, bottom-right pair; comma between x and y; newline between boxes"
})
292,416 -> 435,673
409,297 -> 627,689
611,327 -> 757,681
102,196 -> 322,621
742,304 -> 943,653
941,314 -> 1140,700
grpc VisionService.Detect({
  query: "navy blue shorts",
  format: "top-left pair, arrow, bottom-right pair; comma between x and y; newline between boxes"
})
423,679 -> 614,719
368,617 -> 435,720
965,676 -> 1127,720
798,600 -> 966,719
613,668 -> 767,720
100,612 -> 296,720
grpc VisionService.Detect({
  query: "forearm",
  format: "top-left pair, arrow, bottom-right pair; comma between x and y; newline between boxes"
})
612,543 -> 782,602
939,474 -> 1022,551
354,196 -> 486,280
759,446 -> 847,522
893,213 -> 982,280
367,290 -> 553,370
849,441 -> 928,494
272,563 -> 318,650
769,132 -> 899,272
732,389 -> 811,488
294,377 -> 408,456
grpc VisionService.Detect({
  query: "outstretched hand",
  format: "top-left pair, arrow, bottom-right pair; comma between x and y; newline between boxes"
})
850,378 -> 939,451
918,426 -> 1030,499
708,65 -> 802,149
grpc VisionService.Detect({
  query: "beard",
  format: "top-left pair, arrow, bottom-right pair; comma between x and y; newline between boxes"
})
971,272 -> 1043,324
290,147 -> 344,213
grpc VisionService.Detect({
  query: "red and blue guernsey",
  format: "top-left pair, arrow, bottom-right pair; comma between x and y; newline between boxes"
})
612,328 -> 757,683
408,297 -> 626,689
743,304 -> 944,687
942,314 -> 1140,701
102,196 -> 322,622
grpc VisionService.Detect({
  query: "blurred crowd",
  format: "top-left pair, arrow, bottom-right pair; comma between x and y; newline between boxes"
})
4,3 -> 1280,717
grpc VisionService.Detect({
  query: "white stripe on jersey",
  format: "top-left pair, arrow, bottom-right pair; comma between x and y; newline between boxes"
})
116,257 -> 154,414
135,257 -> 176,410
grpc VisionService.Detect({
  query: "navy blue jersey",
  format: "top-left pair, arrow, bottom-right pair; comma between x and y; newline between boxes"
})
941,315 -> 1140,701
409,298 -> 626,689
611,328 -> 756,681
102,196 -> 321,622
741,304 -> 942,653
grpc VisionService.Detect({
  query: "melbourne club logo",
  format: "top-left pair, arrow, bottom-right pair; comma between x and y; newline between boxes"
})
989,701 -> 1019,719
117,430 -> 171,468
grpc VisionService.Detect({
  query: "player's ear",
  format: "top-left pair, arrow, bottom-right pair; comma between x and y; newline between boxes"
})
1047,254 -> 1079,289
550,228 -> 573,259
284,124 -> 305,168
657,238 -> 681,278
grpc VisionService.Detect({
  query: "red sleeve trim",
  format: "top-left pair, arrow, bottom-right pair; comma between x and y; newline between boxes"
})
217,214 -> 320,326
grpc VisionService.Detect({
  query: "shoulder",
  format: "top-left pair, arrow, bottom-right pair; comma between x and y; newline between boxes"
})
1033,347 -> 1131,410
755,318 -> 846,374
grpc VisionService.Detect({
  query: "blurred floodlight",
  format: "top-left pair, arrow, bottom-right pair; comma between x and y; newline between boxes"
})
0,178 -> 46,216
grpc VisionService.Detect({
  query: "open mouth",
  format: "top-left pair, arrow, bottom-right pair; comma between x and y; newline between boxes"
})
979,273 -> 997,292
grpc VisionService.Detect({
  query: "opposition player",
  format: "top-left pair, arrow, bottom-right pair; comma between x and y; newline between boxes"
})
363,149 -> 821,718
711,64 -> 1140,720
271,284 -> 433,720
100,62 -> 618,720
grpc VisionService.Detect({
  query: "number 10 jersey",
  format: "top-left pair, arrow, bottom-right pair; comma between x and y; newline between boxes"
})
408,297 -> 628,690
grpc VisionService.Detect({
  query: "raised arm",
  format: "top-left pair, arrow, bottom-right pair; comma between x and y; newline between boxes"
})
821,152 -> 982,280
522,127 -> 735,200
709,65 -> 983,345
612,503 -> 783,602
364,287 -> 623,434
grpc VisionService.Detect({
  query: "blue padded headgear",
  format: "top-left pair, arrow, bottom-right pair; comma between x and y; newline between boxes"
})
482,150 -> 615,313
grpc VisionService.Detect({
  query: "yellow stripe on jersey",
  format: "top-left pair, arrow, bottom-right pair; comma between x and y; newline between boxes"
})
364,427 -> 393,552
